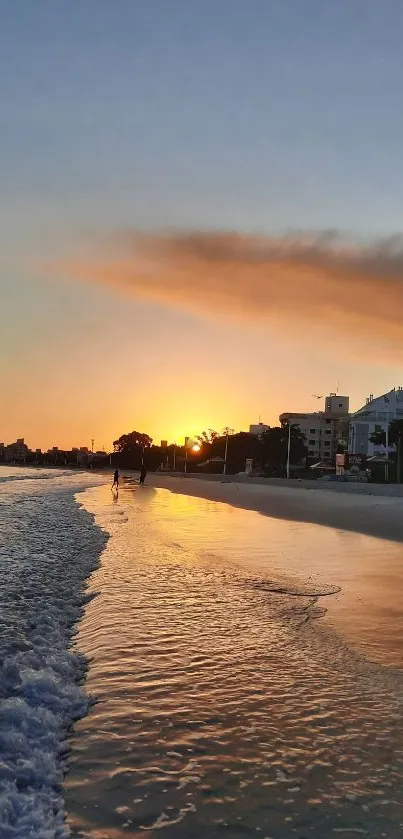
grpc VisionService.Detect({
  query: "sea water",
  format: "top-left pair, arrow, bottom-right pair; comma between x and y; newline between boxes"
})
0,466 -> 107,838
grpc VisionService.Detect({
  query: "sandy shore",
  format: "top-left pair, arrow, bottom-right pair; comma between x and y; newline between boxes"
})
145,474 -> 403,544
138,474 -> 403,667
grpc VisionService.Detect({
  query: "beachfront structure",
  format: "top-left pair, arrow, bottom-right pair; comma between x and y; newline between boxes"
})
349,387 -> 403,458
249,423 -> 270,437
4,438 -> 30,463
280,394 -> 350,462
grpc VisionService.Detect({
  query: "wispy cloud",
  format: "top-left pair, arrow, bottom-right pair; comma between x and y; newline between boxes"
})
57,230 -> 403,358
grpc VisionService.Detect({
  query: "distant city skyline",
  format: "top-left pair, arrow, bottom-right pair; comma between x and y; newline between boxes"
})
2,2 -> 403,448
2,386 -> 401,454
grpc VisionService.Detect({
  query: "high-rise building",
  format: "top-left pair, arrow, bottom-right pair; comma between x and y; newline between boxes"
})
5,438 -> 30,462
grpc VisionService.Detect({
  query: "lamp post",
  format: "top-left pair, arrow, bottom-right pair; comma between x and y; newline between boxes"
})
222,427 -> 234,476
384,395 -> 390,482
173,443 -> 176,472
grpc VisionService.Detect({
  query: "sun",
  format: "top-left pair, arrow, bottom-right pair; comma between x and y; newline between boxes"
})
191,443 -> 201,453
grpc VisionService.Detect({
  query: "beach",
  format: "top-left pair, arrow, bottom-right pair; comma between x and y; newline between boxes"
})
3,466 -> 403,838
150,473 -> 403,544
66,475 -> 403,838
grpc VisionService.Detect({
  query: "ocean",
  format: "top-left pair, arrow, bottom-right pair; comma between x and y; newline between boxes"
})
1,467 -> 403,838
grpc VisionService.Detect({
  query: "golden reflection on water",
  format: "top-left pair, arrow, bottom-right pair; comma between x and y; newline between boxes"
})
124,481 -> 403,667
66,481 -> 403,838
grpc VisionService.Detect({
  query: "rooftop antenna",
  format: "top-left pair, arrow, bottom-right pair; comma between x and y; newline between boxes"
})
311,394 -> 323,400
336,381 -> 340,394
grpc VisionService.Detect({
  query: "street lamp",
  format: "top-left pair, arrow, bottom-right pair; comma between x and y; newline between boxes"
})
222,427 -> 234,476
384,395 -> 390,482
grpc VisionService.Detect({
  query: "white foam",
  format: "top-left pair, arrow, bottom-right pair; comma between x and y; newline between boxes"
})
0,470 -> 107,838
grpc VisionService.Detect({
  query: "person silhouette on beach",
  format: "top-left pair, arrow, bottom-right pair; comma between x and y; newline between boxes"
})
139,466 -> 147,485
112,469 -> 119,491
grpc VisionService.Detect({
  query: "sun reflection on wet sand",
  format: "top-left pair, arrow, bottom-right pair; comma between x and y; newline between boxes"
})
66,481 -> 403,838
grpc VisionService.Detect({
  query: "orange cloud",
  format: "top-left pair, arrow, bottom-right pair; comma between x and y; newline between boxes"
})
57,230 -> 403,359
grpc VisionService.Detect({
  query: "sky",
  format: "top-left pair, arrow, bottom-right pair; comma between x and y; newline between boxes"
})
2,0 -> 403,450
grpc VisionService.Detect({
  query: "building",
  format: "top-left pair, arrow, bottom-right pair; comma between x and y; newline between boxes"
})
5,438 -> 30,462
349,387 -> 403,458
280,394 -> 350,462
249,423 -> 270,437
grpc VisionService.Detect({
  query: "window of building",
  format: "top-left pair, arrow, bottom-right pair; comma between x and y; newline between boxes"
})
324,441 -> 331,447
309,439 -> 316,445
325,429 -> 332,435
308,449 -> 316,456
339,403 -> 343,408
309,428 -> 316,434
325,419 -> 331,424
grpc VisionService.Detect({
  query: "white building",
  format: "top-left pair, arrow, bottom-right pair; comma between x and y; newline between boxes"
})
349,387 -> 403,458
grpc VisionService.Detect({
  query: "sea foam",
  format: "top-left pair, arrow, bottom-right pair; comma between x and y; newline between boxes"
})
0,471 -> 107,838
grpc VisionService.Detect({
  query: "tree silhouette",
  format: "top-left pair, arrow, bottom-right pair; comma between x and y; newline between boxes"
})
197,429 -> 220,445
113,431 -> 153,468
370,419 -> 403,482
370,419 -> 403,449
113,431 -> 153,453
261,424 -> 307,474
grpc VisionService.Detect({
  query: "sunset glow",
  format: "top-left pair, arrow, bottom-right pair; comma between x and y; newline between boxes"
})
1,3 -> 402,451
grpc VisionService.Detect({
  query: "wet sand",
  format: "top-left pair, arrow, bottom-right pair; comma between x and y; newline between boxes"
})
66,481 -> 403,837
148,475 -> 403,545
138,475 -> 403,667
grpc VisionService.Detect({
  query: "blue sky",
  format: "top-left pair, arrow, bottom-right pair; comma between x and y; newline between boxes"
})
3,0 -> 403,238
1,1 -> 403,447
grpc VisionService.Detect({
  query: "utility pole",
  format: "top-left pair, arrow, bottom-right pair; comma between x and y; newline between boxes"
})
222,427 -> 234,476
91,438 -> 94,453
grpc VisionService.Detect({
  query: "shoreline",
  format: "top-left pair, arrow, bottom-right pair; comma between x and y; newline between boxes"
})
140,473 -> 403,545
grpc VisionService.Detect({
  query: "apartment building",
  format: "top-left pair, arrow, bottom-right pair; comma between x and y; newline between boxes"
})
280,394 -> 350,462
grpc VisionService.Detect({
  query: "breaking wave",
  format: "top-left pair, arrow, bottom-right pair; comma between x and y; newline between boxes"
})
0,468 -> 107,838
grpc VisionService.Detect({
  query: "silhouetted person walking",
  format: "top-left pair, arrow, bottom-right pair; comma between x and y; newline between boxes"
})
112,469 -> 119,490
140,466 -> 147,485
